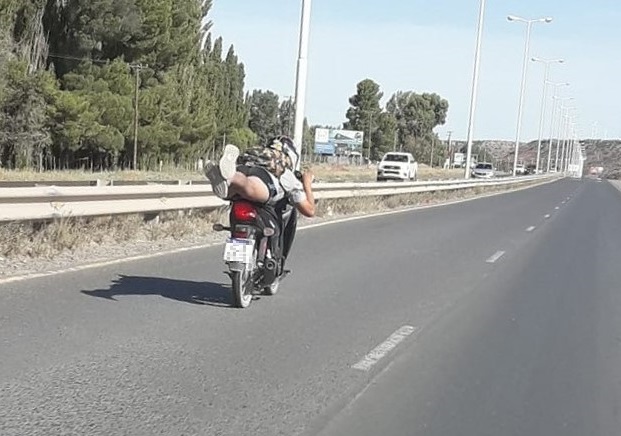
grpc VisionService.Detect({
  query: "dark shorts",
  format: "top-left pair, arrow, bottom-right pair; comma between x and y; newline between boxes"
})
237,165 -> 279,202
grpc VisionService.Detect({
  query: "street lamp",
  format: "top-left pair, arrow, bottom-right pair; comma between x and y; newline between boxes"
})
553,97 -> 573,171
532,57 -> 564,173
293,0 -> 312,169
558,105 -> 575,171
562,112 -> 577,172
507,15 -> 553,176
546,81 -> 569,172
568,128 -> 581,175
464,0 -> 487,179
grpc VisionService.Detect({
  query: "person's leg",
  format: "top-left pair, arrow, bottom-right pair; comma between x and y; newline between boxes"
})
228,172 -> 270,203
204,144 -> 271,203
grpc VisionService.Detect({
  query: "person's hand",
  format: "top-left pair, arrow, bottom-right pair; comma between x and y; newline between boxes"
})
302,170 -> 315,186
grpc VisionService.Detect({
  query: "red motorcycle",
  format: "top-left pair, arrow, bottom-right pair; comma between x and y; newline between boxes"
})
213,195 -> 298,308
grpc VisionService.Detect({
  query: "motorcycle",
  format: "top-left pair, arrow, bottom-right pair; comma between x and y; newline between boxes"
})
213,192 -> 298,308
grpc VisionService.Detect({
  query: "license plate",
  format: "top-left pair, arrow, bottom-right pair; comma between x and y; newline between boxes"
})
223,238 -> 255,264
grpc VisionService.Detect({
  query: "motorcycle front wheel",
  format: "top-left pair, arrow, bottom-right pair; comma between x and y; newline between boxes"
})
264,278 -> 280,296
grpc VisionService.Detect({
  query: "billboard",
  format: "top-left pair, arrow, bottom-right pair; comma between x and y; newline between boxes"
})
314,128 -> 364,155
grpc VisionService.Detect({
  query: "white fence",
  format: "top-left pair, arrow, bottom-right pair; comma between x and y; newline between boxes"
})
0,175 -> 556,222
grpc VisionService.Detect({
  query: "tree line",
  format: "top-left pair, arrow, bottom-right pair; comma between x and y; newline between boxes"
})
342,79 -> 450,163
0,1 -> 449,171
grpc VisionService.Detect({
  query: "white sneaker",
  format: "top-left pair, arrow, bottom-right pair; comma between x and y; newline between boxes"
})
219,144 -> 239,180
204,161 -> 229,199
204,144 -> 240,199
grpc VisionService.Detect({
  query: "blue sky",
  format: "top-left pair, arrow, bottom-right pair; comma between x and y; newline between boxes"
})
210,1 -> 621,141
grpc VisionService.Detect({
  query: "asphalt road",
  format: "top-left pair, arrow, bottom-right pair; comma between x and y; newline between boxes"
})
1,178 -> 619,436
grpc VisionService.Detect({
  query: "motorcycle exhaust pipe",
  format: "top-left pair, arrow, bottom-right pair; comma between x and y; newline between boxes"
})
263,258 -> 278,285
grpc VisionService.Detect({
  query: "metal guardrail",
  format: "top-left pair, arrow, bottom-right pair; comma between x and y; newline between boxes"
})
0,175 -> 556,223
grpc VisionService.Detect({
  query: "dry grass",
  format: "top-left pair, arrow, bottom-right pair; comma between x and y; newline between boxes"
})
0,207 -> 229,259
0,168 -> 202,182
309,164 -> 463,183
314,180 -> 542,217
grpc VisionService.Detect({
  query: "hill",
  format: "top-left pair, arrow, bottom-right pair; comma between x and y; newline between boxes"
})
451,139 -> 621,177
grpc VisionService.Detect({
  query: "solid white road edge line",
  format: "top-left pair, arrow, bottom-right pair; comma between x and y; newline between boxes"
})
0,178 -> 561,286
352,326 -> 418,372
486,251 -> 506,264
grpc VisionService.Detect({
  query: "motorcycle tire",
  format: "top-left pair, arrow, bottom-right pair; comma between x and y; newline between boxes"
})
231,248 -> 257,308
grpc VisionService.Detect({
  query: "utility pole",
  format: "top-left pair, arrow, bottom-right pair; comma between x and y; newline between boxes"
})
130,63 -> 145,170
446,131 -> 453,168
393,129 -> 398,152
429,136 -> 435,167
367,112 -> 373,160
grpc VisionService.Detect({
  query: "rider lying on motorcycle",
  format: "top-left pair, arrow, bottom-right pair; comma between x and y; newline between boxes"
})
204,136 -> 316,218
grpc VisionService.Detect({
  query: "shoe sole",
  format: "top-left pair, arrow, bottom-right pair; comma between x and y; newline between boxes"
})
219,144 -> 240,180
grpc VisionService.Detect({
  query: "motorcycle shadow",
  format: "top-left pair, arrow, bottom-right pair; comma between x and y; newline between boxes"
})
81,274 -> 241,308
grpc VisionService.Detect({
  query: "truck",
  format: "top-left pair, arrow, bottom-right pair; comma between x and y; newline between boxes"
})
452,153 -> 477,169
376,152 -> 418,181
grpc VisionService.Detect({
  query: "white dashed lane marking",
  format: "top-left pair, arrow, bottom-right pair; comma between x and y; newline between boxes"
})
352,326 -> 418,371
486,251 -> 506,264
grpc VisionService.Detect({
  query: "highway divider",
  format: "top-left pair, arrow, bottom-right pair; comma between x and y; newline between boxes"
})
0,175 -> 558,222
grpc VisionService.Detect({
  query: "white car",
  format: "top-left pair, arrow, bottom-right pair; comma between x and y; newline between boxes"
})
377,152 -> 418,181
515,164 -> 527,175
471,162 -> 495,179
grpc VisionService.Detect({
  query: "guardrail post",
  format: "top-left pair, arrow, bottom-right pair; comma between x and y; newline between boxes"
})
144,212 -> 160,225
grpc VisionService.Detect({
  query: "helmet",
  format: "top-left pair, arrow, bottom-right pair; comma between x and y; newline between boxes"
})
268,135 -> 300,170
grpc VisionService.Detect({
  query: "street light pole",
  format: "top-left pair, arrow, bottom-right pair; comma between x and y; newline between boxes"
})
546,82 -> 569,172
507,15 -> 553,177
532,57 -> 564,173
554,98 -> 573,171
293,0 -> 312,169
556,107 -> 569,172
565,122 -> 575,172
561,121 -> 570,172
568,131 -> 578,175
464,0 -> 487,179
560,109 -> 575,173
554,104 -> 566,171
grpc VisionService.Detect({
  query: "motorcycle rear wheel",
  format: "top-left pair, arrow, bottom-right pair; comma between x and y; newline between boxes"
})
231,249 -> 257,308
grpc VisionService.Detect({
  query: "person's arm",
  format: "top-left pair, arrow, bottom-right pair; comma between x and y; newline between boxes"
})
295,171 -> 315,217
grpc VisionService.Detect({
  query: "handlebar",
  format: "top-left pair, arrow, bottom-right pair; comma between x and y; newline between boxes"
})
294,170 -> 316,184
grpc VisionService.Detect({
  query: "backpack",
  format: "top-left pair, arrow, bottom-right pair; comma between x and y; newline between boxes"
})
238,144 -> 293,178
